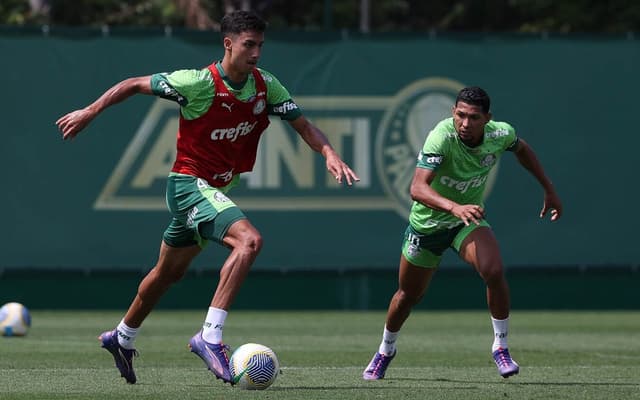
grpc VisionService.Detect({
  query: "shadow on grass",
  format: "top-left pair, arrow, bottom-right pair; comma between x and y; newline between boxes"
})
267,386 -> 478,391
393,377 -> 640,387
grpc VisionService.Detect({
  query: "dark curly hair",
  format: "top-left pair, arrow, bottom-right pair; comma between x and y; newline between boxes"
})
456,86 -> 491,113
220,10 -> 267,37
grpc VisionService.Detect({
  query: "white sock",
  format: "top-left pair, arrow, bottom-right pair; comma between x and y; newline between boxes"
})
202,307 -> 227,344
116,320 -> 139,349
491,316 -> 509,352
378,325 -> 399,356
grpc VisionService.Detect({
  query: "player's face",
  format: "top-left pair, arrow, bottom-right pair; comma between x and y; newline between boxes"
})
452,101 -> 491,147
224,30 -> 265,75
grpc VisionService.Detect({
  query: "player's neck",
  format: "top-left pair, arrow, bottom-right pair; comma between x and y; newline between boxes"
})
462,137 -> 483,148
219,59 -> 250,85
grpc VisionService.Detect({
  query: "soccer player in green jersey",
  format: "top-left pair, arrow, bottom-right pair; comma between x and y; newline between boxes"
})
363,86 -> 562,380
56,11 -> 359,385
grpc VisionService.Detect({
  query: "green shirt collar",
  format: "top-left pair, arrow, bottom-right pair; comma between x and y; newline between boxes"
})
215,62 -> 249,91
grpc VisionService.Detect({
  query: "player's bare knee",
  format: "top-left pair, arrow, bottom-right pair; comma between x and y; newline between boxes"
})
154,263 -> 189,284
237,230 -> 263,256
167,268 -> 188,283
225,220 -> 263,256
396,289 -> 423,307
478,264 -> 505,286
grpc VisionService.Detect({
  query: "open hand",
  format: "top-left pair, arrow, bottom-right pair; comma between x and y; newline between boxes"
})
56,108 -> 95,140
325,152 -> 360,185
451,204 -> 485,226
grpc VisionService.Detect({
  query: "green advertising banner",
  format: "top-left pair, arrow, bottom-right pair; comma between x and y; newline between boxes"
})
0,31 -> 637,270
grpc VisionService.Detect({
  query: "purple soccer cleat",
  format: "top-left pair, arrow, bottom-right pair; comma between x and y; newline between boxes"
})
188,331 -> 233,384
99,329 -> 138,384
362,350 -> 396,380
492,347 -> 520,378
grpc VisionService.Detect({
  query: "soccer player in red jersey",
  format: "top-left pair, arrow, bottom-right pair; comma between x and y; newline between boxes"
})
56,10 -> 359,385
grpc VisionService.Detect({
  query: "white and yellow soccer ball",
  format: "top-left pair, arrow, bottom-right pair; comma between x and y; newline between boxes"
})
229,343 -> 280,390
0,302 -> 32,337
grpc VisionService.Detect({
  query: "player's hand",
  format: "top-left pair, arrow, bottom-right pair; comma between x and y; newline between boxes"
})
451,204 -> 484,226
55,108 -> 95,140
325,151 -> 360,186
540,189 -> 562,221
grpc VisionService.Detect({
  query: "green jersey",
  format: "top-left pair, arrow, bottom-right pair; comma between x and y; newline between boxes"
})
150,63 -> 302,121
409,117 -> 518,233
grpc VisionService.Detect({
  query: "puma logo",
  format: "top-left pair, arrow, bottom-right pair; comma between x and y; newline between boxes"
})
221,102 -> 234,112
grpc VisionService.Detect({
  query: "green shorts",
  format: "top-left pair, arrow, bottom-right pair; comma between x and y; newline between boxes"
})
163,173 -> 246,248
401,220 -> 491,268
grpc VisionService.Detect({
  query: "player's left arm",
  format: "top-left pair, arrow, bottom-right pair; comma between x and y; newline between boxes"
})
512,138 -> 563,221
288,116 -> 360,185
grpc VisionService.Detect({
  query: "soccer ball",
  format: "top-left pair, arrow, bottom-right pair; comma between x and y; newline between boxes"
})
0,302 -> 32,337
229,343 -> 280,390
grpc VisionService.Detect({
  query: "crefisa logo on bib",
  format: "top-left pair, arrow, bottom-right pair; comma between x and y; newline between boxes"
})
375,77 -> 499,218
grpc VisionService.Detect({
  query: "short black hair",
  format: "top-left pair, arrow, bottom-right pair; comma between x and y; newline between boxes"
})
456,86 -> 491,113
220,10 -> 267,37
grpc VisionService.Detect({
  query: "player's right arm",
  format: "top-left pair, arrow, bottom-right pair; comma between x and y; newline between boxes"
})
410,167 -> 484,226
56,76 -> 152,140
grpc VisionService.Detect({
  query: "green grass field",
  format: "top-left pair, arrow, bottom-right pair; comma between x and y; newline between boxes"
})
1,310 -> 639,399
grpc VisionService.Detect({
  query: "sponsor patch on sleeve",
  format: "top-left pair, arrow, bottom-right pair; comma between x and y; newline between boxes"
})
268,100 -> 302,120
417,152 -> 444,169
151,74 -> 188,106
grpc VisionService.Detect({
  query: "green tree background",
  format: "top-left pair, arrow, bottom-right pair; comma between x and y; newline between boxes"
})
2,0 -> 639,33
